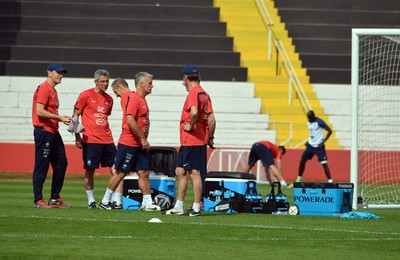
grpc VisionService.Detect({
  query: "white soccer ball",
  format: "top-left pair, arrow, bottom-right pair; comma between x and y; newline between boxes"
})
154,194 -> 172,211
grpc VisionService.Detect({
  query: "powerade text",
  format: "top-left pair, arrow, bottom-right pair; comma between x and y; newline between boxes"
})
294,196 -> 335,203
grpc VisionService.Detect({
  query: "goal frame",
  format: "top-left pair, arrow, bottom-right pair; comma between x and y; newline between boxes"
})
351,28 -> 400,210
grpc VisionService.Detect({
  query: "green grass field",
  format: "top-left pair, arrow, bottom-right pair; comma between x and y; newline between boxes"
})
1,173 -> 399,259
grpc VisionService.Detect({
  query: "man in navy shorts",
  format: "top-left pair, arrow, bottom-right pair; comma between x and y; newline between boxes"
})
71,69 -> 120,209
166,64 -> 212,217
295,110 -> 333,184
243,141 -> 289,188
99,73 -> 158,211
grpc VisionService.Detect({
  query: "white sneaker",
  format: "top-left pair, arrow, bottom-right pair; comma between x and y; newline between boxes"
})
165,208 -> 184,215
145,204 -> 161,212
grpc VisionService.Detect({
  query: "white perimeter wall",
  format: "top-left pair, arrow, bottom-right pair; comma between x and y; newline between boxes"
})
0,76 -> 276,147
4,76 -> 394,150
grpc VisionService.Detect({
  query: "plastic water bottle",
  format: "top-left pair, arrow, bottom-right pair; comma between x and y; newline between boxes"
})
245,195 -> 252,201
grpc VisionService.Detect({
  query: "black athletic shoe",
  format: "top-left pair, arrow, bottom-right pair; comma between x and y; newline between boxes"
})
88,201 -> 98,209
99,202 -> 112,210
111,202 -> 122,210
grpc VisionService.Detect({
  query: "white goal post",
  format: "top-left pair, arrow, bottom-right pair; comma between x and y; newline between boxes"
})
351,28 -> 400,209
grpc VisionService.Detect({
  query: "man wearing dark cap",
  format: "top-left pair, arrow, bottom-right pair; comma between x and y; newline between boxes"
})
31,62 -> 72,208
166,64 -> 215,217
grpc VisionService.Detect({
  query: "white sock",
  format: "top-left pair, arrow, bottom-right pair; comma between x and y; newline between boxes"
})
85,189 -> 95,204
142,194 -> 152,207
192,202 -> 201,212
174,200 -> 184,210
113,192 -> 122,206
101,188 -> 114,205
297,176 -> 302,181
328,179 -> 333,183
280,180 -> 288,186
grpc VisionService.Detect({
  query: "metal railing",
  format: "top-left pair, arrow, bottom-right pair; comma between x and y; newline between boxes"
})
254,0 -> 312,113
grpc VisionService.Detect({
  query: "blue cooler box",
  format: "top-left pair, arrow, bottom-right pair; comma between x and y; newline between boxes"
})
122,175 -> 176,210
203,171 -> 258,213
293,182 -> 354,216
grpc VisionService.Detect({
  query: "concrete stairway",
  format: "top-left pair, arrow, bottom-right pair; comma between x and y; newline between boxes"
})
214,0 -> 341,148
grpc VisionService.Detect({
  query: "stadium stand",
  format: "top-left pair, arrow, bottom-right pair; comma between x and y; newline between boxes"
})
274,0 -> 400,84
313,84 -> 351,148
0,0 -> 247,81
215,0 -> 340,148
1,0 -> 397,150
272,0 -> 400,149
0,0 -> 278,147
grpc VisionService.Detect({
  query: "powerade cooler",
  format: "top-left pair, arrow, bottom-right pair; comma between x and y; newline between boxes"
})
293,182 -> 354,216
122,175 -> 175,210
122,146 -> 177,210
203,171 -> 260,213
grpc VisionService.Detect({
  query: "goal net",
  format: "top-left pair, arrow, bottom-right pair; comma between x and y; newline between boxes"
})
351,29 -> 400,209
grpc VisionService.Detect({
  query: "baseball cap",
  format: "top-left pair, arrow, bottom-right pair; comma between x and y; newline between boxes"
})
182,64 -> 200,76
47,63 -> 68,73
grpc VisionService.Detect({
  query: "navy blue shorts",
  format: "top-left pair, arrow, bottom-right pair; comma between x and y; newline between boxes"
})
82,143 -> 117,170
177,146 -> 202,171
301,143 -> 328,163
114,144 -> 149,174
247,143 -> 274,167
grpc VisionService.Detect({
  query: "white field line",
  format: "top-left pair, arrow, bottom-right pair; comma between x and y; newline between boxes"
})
1,214 -> 400,238
1,233 -> 400,241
